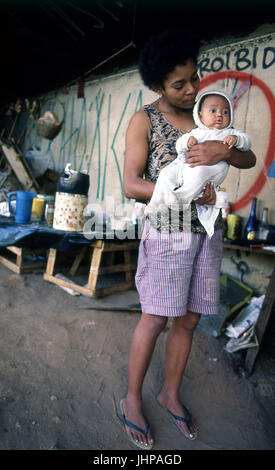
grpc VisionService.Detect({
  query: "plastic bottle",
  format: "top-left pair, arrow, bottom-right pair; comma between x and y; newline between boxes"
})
257,207 -> 269,240
243,197 -> 257,240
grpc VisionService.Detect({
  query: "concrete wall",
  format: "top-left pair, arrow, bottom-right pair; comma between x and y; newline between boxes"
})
23,28 -> 275,291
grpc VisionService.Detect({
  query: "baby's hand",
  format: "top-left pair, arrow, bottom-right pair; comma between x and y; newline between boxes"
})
187,136 -> 198,148
223,135 -> 238,149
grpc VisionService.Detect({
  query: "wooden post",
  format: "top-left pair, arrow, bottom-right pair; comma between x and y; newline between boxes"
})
245,268 -> 275,375
45,248 -> 57,276
87,243 -> 104,292
69,247 -> 87,276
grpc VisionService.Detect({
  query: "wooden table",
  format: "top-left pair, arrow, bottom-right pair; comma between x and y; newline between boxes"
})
0,245 -> 46,273
43,239 -> 140,298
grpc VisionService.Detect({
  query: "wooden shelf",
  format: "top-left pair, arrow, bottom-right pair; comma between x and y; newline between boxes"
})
223,243 -> 275,256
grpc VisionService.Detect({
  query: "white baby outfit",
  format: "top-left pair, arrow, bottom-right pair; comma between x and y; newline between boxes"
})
144,90 -> 251,237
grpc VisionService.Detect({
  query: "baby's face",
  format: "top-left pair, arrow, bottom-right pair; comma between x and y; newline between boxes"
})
199,95 -> 230,129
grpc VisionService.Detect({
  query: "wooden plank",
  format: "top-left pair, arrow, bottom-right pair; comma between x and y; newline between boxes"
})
95,241 -> 139,252
245,268 -> 275,375
7,246 -> 46,257
90,240 -> 103,249
87,246 -> 103,291
0,254 -> 20,273
16,250 -> 23,271
45,248 -> 57,276
43,273 -> 94,296
223,244 -> 275,257
0,139 -> 39,191
0,246 -> 46,274
69,247 -> 87,276
7,246 -> 22,255
96,263 -> 135,275
43,273 -> 134,298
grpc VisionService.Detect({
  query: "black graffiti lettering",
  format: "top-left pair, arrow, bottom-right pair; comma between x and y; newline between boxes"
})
211,57 -> 224,72
262,47 -> 275,69
225,51 -> 231,70
252,47 -> 258,68
197,58 -> 211,77
234,48 -> 251,70
198,45 -> 275,76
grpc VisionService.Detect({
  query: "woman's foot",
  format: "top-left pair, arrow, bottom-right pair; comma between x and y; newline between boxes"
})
120,396 -> 154,448
156,391 -> 198,440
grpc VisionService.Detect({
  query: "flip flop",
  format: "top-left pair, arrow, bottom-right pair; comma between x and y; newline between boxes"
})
156,396 -> 198,441
119,398 -> 153,450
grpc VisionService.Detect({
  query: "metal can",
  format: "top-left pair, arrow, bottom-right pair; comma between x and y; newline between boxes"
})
227,214 -> 242,240
31,195 -> 45,222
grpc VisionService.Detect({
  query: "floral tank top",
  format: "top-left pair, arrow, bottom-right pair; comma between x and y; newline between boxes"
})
143,103 -> 223,233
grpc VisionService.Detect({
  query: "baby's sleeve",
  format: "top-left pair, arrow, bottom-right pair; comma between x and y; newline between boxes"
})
233,130 -> 251,151
175,131 -> 193,155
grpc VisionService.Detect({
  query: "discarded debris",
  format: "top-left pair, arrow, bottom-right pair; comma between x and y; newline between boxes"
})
225,295 -> 265,339
224,324 -> 259,353
54,273 -> 80,296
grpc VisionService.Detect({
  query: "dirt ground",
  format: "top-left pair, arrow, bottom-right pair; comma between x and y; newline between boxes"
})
0,262 -> 275,451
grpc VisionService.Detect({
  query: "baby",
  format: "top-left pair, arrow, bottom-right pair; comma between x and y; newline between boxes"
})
144,90 -> 251,237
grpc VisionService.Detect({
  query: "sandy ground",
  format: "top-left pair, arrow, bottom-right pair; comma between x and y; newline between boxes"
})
0,262 -> 275,451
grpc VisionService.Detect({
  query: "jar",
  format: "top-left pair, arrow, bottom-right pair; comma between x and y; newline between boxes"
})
45,203 -> 55,226
44,195 -> 55,226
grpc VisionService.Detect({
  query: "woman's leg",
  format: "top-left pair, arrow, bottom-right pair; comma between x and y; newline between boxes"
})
123,313 -> 167,446
157,310 -> 201,439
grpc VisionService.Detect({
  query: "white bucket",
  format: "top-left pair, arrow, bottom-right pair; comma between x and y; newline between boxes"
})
53,192 -> 87,232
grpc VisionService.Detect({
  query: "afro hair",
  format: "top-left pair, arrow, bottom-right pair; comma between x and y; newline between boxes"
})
138,28 -> 201,90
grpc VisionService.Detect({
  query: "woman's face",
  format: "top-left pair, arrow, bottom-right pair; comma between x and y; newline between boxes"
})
160,59 -> 200,110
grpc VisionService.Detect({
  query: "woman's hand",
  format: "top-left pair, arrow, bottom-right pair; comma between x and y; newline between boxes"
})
185,140 -> 256,169
185,141 -> 230,167
194,183 -> 216,205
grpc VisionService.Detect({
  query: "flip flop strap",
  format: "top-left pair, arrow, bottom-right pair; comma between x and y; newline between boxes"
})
122,412 -> 149,436
170,411 -> 192,427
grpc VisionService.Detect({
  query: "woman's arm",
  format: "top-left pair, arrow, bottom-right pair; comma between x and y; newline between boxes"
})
123,109 -> 155,201
185,140 -> 256,169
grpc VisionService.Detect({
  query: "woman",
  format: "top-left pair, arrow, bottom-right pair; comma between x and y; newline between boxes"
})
121,28 -> 256,450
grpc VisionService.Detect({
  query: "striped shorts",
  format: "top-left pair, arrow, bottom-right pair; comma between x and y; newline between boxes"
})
135,218 -> 223,317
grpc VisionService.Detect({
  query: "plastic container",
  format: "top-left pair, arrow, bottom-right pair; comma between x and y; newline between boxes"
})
53,192 -> 87,232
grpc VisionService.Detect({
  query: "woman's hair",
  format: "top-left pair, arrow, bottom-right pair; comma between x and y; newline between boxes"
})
138,28 -> 201,90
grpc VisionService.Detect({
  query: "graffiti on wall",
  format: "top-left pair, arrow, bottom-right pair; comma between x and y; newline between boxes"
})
24,88 -> 143,205
198,46 -> 275,76
198,70 -> 275,212
197,37 -> 275,214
